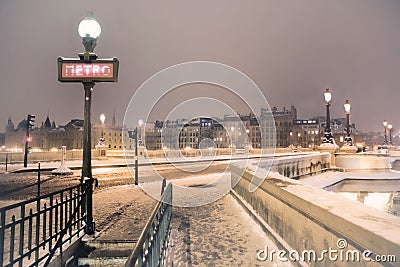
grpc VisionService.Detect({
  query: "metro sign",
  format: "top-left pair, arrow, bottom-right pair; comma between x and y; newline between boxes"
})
58,57 -> 119,82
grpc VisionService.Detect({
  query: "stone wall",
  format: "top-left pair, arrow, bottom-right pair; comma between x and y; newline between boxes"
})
269,152 -> 331,179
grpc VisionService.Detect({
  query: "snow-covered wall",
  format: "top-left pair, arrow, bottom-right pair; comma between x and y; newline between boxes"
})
231,158 -> 400,267
261,152 -> 331,179
335,153 -> 391,171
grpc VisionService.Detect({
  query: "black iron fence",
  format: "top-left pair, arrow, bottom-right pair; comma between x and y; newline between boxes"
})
0,183 -> 87,266
125,183 -> 173,267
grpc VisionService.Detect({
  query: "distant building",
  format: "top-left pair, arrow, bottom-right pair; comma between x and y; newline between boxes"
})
3,116 -> 135,151
258,106 -> 297,148
0,133 -> 4,146
293,119 -> 321,149
1,105 -> 368,152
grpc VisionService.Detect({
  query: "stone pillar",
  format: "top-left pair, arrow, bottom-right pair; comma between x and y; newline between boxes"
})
318,143 -> 339,167
96,144 -> 108,159
340,145 -> 357,153
61,146 -> 67,164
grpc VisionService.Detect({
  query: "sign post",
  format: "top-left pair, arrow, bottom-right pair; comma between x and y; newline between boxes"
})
57,12 -> 119,235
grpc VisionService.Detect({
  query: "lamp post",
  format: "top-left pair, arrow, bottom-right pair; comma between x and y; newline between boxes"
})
100,114 -> 105,135
383,120 -> 388,146
79,12 -> 102,235
322,88 -> 334,144
99,114 -> 106,145
289,131 -> 293,147
388,124 -> 393,145
135,119 -> 144,185
343,100 -> 353,146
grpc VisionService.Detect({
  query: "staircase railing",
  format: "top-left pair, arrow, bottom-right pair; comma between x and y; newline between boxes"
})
125,183 -> 173,267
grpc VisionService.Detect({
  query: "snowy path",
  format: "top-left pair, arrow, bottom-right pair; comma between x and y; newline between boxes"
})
165,194 -> 293,267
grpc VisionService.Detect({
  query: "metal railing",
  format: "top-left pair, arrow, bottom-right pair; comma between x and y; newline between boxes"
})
0,183 -> 87,267
125,183 -> 172,267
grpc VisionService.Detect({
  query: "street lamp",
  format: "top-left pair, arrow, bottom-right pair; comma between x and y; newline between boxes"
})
57,13 -> 118,231
322,88 -> 334,144
388,124 -> 393,145
343,100 -> 353,146
135,119 -> 144,185
79,12 -> 101,235
99,114 -> 106,145
383,120 -> 388,145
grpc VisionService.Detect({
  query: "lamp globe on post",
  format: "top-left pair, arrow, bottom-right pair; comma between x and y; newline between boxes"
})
57,10 -> 119,242
318,88 -> 339,163
78,11 -> 101,53
383,120 -> 388,146
341,100 -> 357,152
322,88 -> 335,145
99,114 -> 106,144
344,100 -> 351,144
78,11 -> 101,236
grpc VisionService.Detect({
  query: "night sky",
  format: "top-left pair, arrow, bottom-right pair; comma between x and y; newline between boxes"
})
1,0 -> 400,132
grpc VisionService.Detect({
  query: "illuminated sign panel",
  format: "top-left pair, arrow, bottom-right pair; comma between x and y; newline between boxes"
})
62,63 -> 113,78
57,57 -> 119,82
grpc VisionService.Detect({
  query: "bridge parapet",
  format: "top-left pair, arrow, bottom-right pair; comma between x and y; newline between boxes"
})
259,152 -> 332,179
231,157 -> 400,267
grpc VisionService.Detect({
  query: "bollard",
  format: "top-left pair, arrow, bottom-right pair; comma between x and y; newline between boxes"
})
5,153 -> 8,173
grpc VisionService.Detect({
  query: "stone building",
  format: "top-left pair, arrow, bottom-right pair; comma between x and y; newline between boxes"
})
3,116 -> 134,151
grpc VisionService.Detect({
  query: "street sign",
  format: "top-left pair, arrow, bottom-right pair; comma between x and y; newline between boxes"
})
57,57 -> 119,82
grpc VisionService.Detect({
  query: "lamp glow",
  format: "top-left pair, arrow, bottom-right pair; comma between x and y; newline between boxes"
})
99,114 -> 106,124
78,12 -> 101,38
324,88 -> 332,103
344,100 -> 351,115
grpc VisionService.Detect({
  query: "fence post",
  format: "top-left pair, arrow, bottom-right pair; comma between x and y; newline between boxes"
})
37,162 -> 41,197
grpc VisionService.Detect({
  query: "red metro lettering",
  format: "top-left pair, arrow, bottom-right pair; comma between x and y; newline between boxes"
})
62,63 -> 113,78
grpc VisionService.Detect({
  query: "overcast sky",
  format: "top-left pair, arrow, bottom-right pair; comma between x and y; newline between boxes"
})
1,0 -> 400,132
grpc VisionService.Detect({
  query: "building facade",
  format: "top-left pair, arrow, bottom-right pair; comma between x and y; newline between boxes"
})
3,116 -> 135,151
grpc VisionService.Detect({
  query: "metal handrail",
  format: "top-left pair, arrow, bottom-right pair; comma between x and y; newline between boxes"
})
0,183 -> 81,213
125,183 -> 172,267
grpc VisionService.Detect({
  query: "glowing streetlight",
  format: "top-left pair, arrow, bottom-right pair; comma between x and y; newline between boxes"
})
383,120 -> 388,145
99,114 -> 106,124
322,89 -> 334,144
388,124 -> 393,145
78,12 -> 101,53
343,100 -> 353,146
